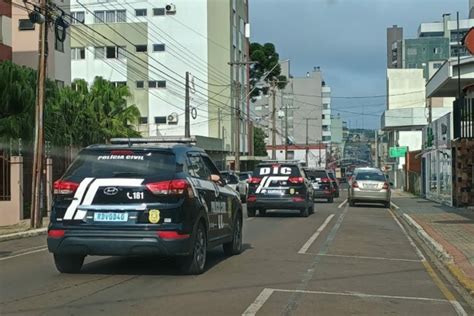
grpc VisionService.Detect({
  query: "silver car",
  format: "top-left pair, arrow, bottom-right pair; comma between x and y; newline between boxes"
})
348,168 -> 391,207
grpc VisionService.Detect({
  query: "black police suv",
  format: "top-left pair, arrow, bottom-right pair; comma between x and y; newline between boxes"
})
47,138 -> 243,275
246,161 -> 314,217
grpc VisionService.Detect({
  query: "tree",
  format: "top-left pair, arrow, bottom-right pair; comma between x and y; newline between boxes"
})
253,127 -> 267,156
249,42 -> 287,97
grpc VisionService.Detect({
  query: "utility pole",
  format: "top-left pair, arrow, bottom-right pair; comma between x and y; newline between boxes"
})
283,91 -> 289,160
31,0 -> 48,229
305,118 -> 309,165
271,80 -> 277,160
185,71 -> 190,138
235,81 -> 241,171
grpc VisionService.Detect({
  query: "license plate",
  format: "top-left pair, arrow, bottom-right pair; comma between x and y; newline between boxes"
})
266,189 -> 283,195
365,184 -> 377,189
94,212 -> 128,222
312,183 -> 320,189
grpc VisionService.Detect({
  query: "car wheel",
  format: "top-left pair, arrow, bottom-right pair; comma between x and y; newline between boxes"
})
241,195 -> 247,203
259,209 -> 266,217
384,201 -> 391,208
300,207 -> 309,217
53,254 -> 84,273
308,204 -> 315,214
247,208 -> 256,217
223,214 -> 242,256
335,192 -> 340,198
349,199 -> 355,207
328,197 -> 334,203
178,222 -> 207,275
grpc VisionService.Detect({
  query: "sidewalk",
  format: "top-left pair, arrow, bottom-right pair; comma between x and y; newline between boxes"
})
0,217 -> 49,242
392,190 -> 474,295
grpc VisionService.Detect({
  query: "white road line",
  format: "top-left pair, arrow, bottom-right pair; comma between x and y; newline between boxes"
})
0,247 -> 48,261
242,288 -> 274,316
338,199 -> 348,209
246,217 -> 255,221
301,253 -> 422,263
297,214 -> 335,254
390,201 -> 400,210
388,209 -> 426,261
450,301 -> 468,316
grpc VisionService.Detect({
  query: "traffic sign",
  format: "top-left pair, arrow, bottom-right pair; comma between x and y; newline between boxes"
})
389,146 -> 407,158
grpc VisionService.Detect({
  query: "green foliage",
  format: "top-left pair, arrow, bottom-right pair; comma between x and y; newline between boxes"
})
0,61 -> 141,146
249,42 -> 287,97
253,127 -> 267,156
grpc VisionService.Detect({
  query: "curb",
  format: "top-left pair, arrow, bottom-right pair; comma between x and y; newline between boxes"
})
0,228 -> 47,242
402,213 -> 453,262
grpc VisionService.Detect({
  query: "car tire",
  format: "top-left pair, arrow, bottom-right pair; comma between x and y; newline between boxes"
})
328,197 -> 334,203
349,199 -> 355,207
247,208 -> 256,217
259,209 -> 266,217
308,204 -> 315,214
178,222 -> 207,275
335,192 -> 340,198
384,202 -> 391,208
53,254 -> 85,273
300,207 -> 309,217
223,214 -> 243,256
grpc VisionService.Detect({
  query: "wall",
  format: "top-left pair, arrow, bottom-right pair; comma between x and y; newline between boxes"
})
0,157 -> 23,226
403,37 -> 449,79
387,26 -> 403,68
387,68 -> 426,110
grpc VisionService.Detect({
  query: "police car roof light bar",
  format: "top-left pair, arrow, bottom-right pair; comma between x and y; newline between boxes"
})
110,137 -> 197,145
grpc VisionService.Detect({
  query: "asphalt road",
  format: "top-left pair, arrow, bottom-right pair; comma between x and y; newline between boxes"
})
1,192 -> 472,316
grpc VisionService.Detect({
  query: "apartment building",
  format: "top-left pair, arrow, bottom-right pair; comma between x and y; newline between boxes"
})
69,0 -> 249,158
0,0 -> 71,84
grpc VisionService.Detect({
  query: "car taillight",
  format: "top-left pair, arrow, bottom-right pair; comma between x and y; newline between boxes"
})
146,179 -> 191,196
382,182 -> 389,190
288,177 -> 304,184
247,195 -> 257,203
156,231 -> 190,240
53,180 -> 79,195
321,177 -> 330,183
48,229 -> 65,238
352,181 -> 359,188
292,196 -> 305,202
249,177 -> 262,184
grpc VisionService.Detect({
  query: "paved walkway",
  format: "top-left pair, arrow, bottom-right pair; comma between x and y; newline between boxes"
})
0,217 -> 49,236
392,191 -> 474,293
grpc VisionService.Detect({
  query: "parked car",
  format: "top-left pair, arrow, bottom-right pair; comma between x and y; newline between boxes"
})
238,171 -> 253,202
348,167 -> 391,208
326,170 -> 340,198
305,168 -> 334,203
247,161 -> 314,217
47,138 -> 243,275
221,171 -> 248,202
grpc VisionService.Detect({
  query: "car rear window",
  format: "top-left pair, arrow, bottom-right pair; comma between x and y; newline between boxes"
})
327,172 -> 336,179
221,173 -> 239,184
239,173 -> 251,181
305,170 -> 327,180
355,172 -> 386,182
253,164 -> 301,177
62,149 -> 176,181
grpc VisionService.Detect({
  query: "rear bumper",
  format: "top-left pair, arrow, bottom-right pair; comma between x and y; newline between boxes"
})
47,229 -> 193,257
350,189 -> 390,202
247,198 -> 308,210
313,191 -> 333,199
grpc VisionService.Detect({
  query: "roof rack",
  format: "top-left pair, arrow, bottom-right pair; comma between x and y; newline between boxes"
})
110,136 -> 197,146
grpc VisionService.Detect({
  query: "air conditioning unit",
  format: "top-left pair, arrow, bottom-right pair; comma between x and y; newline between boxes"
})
165,3 -> 176,14
168,112 -> 179,125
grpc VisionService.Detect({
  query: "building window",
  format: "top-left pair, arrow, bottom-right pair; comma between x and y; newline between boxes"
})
153,8 -> 165,16
322,125 -> 329,131
106,10 -> 116,23
155,116 -> 167,124
135,45 -> 147,52
323,103 -> 329,110
94,11 -> 105,23
106,46 -> 117,58
71,47 -> 85,60
117,10 -> 126,22
157,80 -> 166,88
18,19 -> 35,30
407,48 -> 417,56
55,37 -> 64,52
153,44 -> 165,52
148,81 -> 157,88
118,46 -> 126,59
136,81 -> 144,89
112,81 -> 126,87
135,9 -> 147,16
322,114 -> 326,119
56,80 -> 65,88
407,63 -> 416,68
139,117 -> 148,124
433,62 -> 443,69
71,11 -> 85,24
322,136 -> 331,141
433,47 -> 441,54
95,47 -> 105,59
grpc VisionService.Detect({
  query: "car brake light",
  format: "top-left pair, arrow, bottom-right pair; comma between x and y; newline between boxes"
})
292,196 -> 305,202
247,195 -> 257,202
321,177 -> 330,183
157,231 -> 190,240
249,177 -> 262,184
382,182 -> 389,189
146,179 -> 191,196
53,180 -> 79,195
288,177 -> 304,184
110,150 -> 134,155
48,229 -> 65,238
352,181 -> 359,188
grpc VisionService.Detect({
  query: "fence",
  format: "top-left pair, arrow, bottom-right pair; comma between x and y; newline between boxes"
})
453,97 -> 474,139
0,149 -> 10,201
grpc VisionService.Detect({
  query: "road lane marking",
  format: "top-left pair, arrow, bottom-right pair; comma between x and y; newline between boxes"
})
388,209 -> 467,316
390,201 -> 400,210
243,287 -> 454,315
302,253 -> 422,262
242,288 -> 274,316
297,214 -> 335,254
0,247 -> 48,261
337,199 -> 348,208
246,217 -> 255,221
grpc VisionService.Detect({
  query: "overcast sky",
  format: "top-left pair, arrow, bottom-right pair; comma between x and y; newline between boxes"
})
250,0 -> 468,129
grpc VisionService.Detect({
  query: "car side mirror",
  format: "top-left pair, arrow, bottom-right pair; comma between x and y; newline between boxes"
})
390,182 -> 394,186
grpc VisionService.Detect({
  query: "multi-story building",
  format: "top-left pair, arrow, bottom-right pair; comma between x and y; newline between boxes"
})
70,0 -> 249,163
387,25 -> 403,69
321,84 -> 332,143
1,0 -> 71,85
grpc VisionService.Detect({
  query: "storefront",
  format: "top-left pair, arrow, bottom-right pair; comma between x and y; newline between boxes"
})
422,113 -> 453,206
